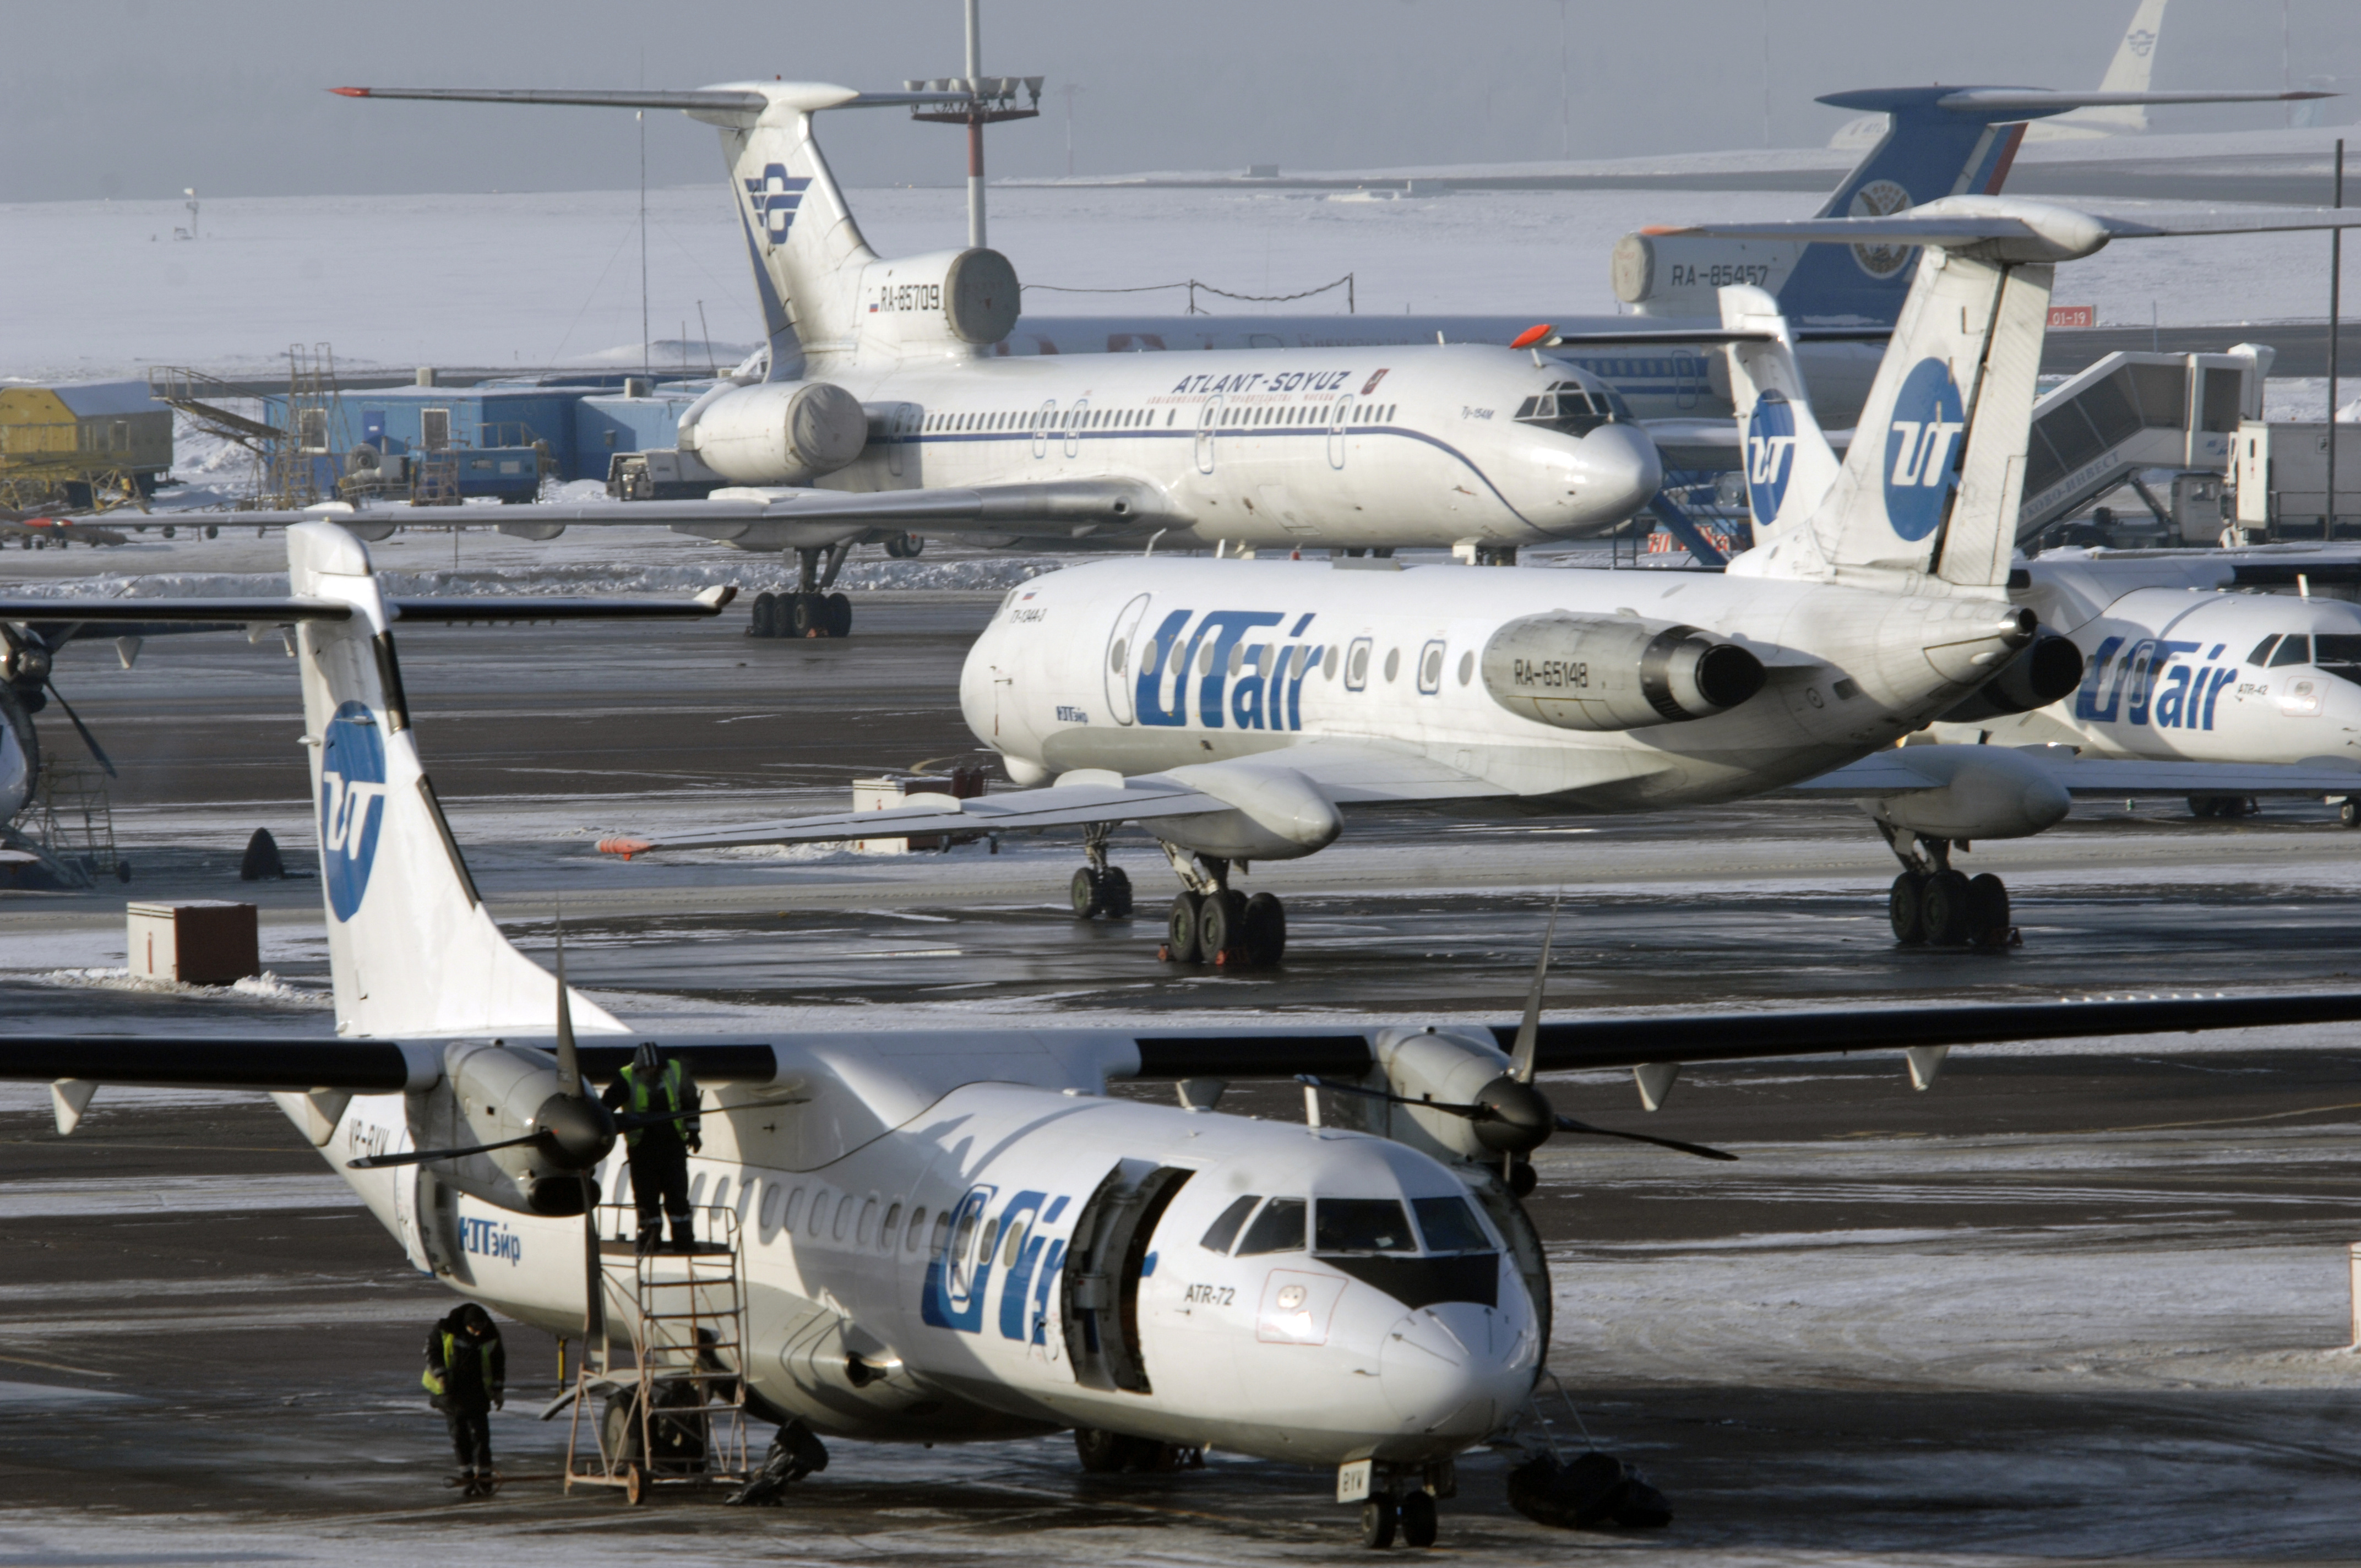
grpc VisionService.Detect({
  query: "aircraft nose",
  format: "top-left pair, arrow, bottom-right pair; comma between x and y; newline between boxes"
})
1573,422 -> 1662,524
1378,1303 -> 1535,1438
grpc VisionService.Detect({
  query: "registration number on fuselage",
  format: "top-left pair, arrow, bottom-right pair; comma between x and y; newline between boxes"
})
1511,658 -> 1590,690
1183,1283 -> 1236,1306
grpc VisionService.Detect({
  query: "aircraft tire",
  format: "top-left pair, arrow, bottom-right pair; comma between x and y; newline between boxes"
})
825,592 -> 852,637
2342,797 -> 2359,829
1102,867 -> 1133,917
751,591 -> 778,637
1166,891 -> 1204,962
788,593 -> 819,638
1241,892 -> 1286,967
1200,890 -> 1249,966
1922,870 -> 1974,946
1967,873 -> 2010,938
1889,873 -> 1928,945
1073,1425 -> 1163,1473
1361,1498 -> 1399,1548
1070,867 -> 1105,918
1400,1490 -> 1438,1547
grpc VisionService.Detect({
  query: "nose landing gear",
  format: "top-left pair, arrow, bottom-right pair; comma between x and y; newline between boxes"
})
1070,824 -> 1134,918
1881,825 -> 2016,949
1151,845 -> 1286,969
1353,1466 -> 1453,1548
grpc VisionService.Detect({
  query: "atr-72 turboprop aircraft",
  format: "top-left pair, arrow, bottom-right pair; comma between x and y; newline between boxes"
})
15,520 -> 2361,1545
598,197 -> 2361,962
256,79 -> 1658,635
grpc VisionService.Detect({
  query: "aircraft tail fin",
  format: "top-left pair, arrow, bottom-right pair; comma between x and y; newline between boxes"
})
2053,0 -> 2170,135
1734,248 -> 2050,592
288,522 -> 624,1039
1721,284 -> 1842,546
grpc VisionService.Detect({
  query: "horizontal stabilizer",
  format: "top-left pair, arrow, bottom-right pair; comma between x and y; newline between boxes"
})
1818,86 -> 2335,116
1649,196 -> 2361,262
331,84 -> 964,116
1,592 -> 730,626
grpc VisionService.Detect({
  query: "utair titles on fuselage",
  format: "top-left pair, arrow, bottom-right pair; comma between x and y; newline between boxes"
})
329,81 -> 1661,559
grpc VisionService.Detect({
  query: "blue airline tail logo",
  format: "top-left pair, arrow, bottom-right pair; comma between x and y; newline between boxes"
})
319,701 -> 388,923
743,165 -> 812,247
1745,391 -> 1798,524
1882,359 -> 1965,543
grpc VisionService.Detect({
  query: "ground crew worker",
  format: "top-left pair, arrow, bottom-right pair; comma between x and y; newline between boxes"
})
604,1041 -> 701,1254
423,1302 -> 505,1494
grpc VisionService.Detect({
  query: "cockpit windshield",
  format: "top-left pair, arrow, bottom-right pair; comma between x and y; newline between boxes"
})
2314,635 -> 2361,684
1514,379 -> 1627,437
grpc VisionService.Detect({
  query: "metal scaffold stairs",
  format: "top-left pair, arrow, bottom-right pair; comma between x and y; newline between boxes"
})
564,1203 -> 750,1504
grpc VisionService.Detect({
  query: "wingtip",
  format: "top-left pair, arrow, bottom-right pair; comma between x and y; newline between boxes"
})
597,836 -> 654,861
329,86 -> 371,97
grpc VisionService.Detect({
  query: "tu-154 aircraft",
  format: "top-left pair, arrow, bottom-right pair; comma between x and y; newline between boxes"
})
14,520 -> 2361,1543
594,197 -> 2361,963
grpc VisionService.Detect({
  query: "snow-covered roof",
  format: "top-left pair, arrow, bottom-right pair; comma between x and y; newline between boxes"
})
48,380 -> 164,418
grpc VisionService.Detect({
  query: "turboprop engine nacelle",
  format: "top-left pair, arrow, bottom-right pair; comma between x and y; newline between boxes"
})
1482,613 -> 1766,731
853,246 -> 1022,355
681,380 -> 869,484
427,1041 -> 614,1218
1867,745 -> 2071,843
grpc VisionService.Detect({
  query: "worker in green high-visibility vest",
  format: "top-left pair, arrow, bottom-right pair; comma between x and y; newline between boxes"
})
422,1302 -> 505,1495
603,1042 -> 702,1254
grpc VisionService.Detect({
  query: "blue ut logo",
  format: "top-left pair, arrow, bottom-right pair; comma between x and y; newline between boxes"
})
1882,358 -> 1965,543
1745,391 -> 1798,526
743,164 -> 812,246
319,700 -> 388,923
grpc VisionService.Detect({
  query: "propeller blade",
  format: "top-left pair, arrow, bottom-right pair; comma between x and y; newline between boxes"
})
1553,1113 -> 1737,1162
41,679 -> 116,778
1509,899 -> 1560,1085
551,908 -> 581,1097
612,1102 -> 708,1132
349,1130 -> 546,1169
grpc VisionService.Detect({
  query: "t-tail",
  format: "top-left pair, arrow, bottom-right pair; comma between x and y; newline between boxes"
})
287,522 -> 625,1038
1720,284 -> 1841,547
332,82 -> 1020,374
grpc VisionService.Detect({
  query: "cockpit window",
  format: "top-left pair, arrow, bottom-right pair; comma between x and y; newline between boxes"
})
2248,635 -> 2281,665
1314,1198 -> 1417,1255
1513,379 -> 1616,437
2314,635 -> 2361,683
1200,1195 -> 1259,1254
1410,1196 -> 1494,1254
2271,635 -> 2311,668
1235,1197 -> 1306,1256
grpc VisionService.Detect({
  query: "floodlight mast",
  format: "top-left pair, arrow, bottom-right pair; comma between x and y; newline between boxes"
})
906,0 -> 1042,249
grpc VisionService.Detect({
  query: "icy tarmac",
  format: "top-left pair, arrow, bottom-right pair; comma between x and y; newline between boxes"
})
6,586 -> 2361,1559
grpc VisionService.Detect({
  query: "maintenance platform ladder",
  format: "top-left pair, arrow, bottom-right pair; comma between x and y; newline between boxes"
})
29,760 -> 122,884
565,1204 -> 750,1505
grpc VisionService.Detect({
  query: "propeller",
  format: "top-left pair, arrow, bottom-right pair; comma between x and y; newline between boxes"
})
1,626 -> 116,778
1296,899 -> 1737,1168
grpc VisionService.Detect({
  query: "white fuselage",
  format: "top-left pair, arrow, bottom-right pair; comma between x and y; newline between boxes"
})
1940,556 -> 2361,764
314,1036 -> 1539,1466
701,345 -> 1660,551
962,558 -> 2030,814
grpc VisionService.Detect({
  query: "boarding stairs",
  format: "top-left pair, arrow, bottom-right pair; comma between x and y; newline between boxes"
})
564,1203 -> 751,1504
2012,349 -> 2266,546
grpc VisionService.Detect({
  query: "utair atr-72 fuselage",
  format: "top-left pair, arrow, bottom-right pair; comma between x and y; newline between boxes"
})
319,81 -> 1658,562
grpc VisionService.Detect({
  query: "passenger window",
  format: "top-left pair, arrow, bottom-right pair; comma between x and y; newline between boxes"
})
1411,1196 -> 1494,1254
1200,1195 -> 1260,1253
1314,1198 -> 1417,1254
2271,635 -> 2311,667
907,1205 -> 928,1251
1002,1219 -> 1027,1267
1235,1197 -> 1307,1255
2248,635 -> 2281,665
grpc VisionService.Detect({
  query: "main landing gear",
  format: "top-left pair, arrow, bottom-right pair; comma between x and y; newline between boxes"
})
1070,823 -> 1135,918
748,545 -> 853,638
1881,825 -> 2016,949
1155,845 -> 1286,970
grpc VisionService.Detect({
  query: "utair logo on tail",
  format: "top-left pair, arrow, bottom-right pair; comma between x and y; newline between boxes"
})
1883,358 -> 1966,542
1745,391 -> 1798,524
743,165 -> 812,246
319,700 -> 388,922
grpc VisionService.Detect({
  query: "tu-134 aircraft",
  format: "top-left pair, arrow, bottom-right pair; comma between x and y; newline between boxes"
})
14,521 -> 2361,1543
596,197 -> 2361,963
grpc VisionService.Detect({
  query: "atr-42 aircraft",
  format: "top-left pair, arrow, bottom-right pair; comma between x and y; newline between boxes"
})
274,79 -> 1662,630
597,198 -> 2361,963
15,522 -> 2361,1545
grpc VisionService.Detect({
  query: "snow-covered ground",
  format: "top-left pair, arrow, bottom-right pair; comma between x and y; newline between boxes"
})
2,184 -> 2351,385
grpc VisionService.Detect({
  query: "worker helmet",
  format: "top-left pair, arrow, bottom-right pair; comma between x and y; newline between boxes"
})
633,1041 -> 665,1074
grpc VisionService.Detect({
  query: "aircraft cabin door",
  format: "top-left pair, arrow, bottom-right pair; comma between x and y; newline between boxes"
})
1032,400 -> 1057,460
885,403 -> 918,479
1194,396 -> 1223,476
1328,397 -> 1356,470
1105,594 -> 1151,726
1063,398 -> 1089,460
1060,1162 -> 1195,1395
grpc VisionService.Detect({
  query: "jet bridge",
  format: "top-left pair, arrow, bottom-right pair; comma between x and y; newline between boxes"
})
2013,347 -> 2268,546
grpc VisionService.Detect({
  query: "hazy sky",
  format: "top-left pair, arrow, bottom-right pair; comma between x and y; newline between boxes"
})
3,0 -> 2355,203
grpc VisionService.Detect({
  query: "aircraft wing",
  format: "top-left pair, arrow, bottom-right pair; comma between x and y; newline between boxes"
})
74,480 -> 1175,543
599,741 -> 1509,858
0,1037 -> 785,1092
1798,745 -> 2361,799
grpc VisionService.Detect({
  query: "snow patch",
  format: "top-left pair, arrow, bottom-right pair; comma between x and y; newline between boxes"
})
34,967 -> 328,1006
